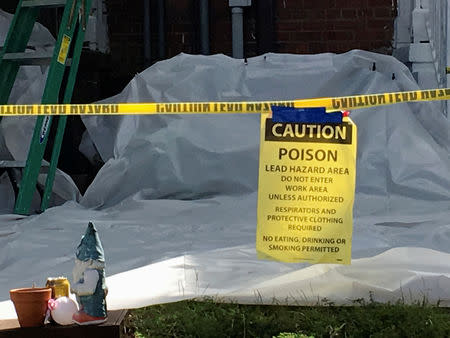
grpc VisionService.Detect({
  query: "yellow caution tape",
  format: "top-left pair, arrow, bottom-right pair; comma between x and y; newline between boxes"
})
1,87 -> 449,116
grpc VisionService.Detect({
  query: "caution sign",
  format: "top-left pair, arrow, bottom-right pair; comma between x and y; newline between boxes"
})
57,35 -> 71,65
256,109 -> 357,264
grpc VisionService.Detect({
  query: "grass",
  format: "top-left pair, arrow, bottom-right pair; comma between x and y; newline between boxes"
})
124,297 -> 450,338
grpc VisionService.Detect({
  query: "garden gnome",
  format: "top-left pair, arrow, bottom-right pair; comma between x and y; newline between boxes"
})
71,222 -> 108,325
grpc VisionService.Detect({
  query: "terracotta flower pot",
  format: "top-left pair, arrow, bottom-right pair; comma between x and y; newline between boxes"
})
9,287 -> 52,327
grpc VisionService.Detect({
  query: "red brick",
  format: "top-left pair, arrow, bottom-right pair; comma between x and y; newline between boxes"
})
276,31 -> 291,41
325,22 -> 336,30
293,31 -> 323,41
302,9 -> 326,19
342,9 -> 357,18
368,0 -> 393,6
333,20 -> 361,30
275,5 -> 301,20
357,8 -> 374,17
303,0 -> 336,8
335,0 -> 364,7
328,0 -> 337,7
309,41 -> 328,53
374,7 -> 393,17
358,41 -> 374,50
302,21 -> 327,30
105,0 -> 396,77
295,43 -> 310,54
355,30 -> 386,40
275,21 -> 301,31
367,18 -> 394,29
326,9 -> 341,19
326,30 -> 354,40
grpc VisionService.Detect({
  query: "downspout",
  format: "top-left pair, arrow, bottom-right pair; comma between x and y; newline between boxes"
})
143,0 -> 151,66
199,0 -> 210,55
157,0 -> 166,59
229,0 -> 251,59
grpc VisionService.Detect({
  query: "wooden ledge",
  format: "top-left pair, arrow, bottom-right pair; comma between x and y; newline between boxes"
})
0,309 -> 129,338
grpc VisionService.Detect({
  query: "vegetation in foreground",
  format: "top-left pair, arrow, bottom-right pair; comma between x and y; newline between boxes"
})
124,298 -> 450,337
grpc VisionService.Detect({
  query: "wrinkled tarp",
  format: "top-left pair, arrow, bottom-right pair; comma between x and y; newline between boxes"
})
1,51 -> 449,320
80,52 -> 449,211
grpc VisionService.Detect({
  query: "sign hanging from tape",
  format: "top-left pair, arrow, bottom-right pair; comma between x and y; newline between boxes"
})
0,87 -> 449,115
256,107 -> 357,264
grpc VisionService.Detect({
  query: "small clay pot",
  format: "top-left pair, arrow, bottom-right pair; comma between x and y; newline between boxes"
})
10,287 -> 52,327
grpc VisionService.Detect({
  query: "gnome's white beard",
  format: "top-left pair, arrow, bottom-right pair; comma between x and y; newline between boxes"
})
73,259 -> 105,283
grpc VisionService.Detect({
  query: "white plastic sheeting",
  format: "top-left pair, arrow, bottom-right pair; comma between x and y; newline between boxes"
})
1,51 -> 450,320
79,52 -> 449,211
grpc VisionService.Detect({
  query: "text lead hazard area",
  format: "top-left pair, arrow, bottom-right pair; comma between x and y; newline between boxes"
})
256,114 -> 357,264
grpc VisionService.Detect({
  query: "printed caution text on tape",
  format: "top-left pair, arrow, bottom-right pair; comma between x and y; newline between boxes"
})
1,88 -> 450,116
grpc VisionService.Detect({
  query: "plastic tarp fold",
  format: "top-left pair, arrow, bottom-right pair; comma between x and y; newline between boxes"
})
1,50 -> 449,319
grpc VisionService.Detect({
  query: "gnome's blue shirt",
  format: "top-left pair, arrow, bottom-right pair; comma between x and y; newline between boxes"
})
76,267 -> 107,317
73,222 -> 107,318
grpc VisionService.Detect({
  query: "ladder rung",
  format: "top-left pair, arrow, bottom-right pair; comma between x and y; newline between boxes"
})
3,51 -> 52,65
0,161 -> 50,168
3,52 -> 72,66
22,0 -> 66,8
0,161 -> 26,168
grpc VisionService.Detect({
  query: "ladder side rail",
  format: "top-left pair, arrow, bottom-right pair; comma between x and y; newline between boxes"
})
0,0 -> 39,103
14,0 -> 82,215
41,0 -> 93,211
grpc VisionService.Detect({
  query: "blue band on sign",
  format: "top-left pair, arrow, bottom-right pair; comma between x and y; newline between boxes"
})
271,106 -> 342,123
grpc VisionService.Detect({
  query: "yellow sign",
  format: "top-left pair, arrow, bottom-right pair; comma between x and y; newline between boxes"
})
0,88 -> 450,116
256,113 -> 357,264
57,35 -> 71,65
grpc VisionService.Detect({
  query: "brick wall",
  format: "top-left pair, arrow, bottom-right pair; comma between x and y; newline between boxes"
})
275,0 -> 397,54
1,0 -> 398,92
106,0 -> 146,84
105,0 -> 396,81
166,0 -> 197,56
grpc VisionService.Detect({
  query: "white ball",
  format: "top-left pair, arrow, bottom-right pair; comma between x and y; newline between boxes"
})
51,297 -> 79,325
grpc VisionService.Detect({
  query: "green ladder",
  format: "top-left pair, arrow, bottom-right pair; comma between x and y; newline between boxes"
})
0,0 -> 92,215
